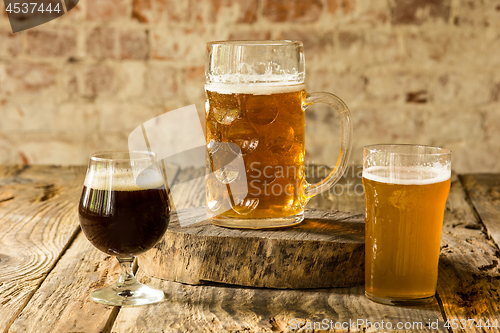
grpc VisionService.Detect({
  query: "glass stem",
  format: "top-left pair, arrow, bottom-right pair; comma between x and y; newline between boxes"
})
117,257 -> 136,287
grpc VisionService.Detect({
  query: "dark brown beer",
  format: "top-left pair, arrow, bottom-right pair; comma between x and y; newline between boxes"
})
79,182 -> 170,257
206,84 -> 306,219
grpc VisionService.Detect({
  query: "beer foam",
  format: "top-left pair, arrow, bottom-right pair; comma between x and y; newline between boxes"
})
84,168 -> 165,191
362,165 -> 451,185
206,82 -> 305,95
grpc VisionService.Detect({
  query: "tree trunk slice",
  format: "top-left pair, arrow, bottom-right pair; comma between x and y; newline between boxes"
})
139,207 -> 365,289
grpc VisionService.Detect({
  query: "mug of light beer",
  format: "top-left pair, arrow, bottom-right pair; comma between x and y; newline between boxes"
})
363,144 -> 451,305
205,40 -> 353,229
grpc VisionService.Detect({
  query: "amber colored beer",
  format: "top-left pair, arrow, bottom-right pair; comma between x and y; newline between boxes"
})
363,166 -> 451,303
206,83 -> 306,220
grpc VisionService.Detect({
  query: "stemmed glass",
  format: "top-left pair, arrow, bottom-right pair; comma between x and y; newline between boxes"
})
78,151 -> 170,306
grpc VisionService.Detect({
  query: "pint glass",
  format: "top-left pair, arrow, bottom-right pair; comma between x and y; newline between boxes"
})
205,41 -> 352,229
363,144 -> 451,305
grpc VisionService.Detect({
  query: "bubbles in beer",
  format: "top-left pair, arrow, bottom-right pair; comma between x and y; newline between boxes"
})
213,107 -> 239,125
205,84 -> 306,219
265,121 -> 295,154
206,119 -> 221,151
246,145 -> 279,187
246,95 -> 279,125
247,107 -> 279,125
362,166 -> 451,185
84,168 -> 164,191
227,120 -> 259,155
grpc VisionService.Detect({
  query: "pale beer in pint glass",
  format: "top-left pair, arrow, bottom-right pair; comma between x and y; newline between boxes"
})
363,144 -> 451,305
205,41 -> 353,229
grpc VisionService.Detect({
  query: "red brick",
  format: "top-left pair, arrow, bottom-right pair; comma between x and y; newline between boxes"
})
183,66 -> 206,121
132,0 -> 190,23
0,29 -> 22,57
493,82 -> 500,102
27,28 -> 77,58
146,65 -> 178,103
263,0 -> 322,23
0,102 -> 89,133
62,65 -> 80,96
15,134 -> 87,165
327,0 -> 355,15
338,30 -> 364,50
86,0 -> 129,21
119,30 -> 149,60
184,66 -> 204,82
433,71 -> 490,105
363,30 -> 399,64
452,0 -> 500,27
57,0 -> 84,23
307,69 -> 366,103
3,63 -> 57,94
276,29 -> 334,58
390,0 -> 450,25
184,66 -> 205,98
151,27 -> 206,63
85,131 -> 129,154
67,73 -> 79,96
100,103 -> 161,131
85,65 -> 116,97
193,0 -> 257,24
327,0 -> 339,14
87,27 -> 117,59
115,62 -> 146,98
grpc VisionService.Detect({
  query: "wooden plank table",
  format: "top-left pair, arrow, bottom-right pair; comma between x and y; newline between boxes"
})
0,165 -> 499,332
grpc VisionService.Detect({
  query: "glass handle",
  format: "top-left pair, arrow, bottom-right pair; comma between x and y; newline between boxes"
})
303,92 -> 353,198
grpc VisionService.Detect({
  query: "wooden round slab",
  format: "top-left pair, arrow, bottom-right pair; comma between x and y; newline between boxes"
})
138,207 -> 365,289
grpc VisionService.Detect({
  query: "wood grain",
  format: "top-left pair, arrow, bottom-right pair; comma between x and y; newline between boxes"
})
437,174 -> 500,332
4,165 -> 500,333
0,166 -> 85,333
8,233 -> 120,333
139,207 -> 365,288
4,165 -> 178,332
121,166 -> 447,332
111,270 -> 447,333
140,165 -> 365,288
3,163 -> 180,333
460,174 -> 500,249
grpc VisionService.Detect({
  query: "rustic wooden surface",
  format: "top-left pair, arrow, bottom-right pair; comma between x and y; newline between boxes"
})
139,208 -> 365,289
1,165 -> 499,332
0,166 -> 85,332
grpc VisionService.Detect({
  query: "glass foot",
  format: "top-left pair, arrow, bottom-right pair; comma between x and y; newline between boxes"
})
90,280 -> 164,307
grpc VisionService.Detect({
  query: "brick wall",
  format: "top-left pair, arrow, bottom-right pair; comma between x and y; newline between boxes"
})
0,0 -> 499,173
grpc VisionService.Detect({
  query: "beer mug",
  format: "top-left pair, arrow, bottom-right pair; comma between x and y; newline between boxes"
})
205,40 -> 352,229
